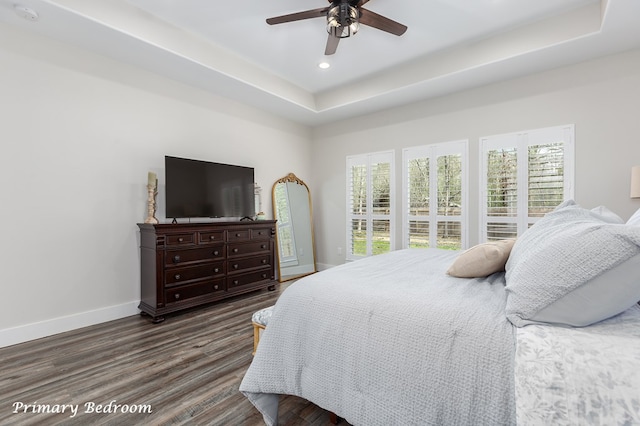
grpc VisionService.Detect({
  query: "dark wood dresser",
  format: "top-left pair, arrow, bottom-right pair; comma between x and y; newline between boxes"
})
137,221 -> 277,323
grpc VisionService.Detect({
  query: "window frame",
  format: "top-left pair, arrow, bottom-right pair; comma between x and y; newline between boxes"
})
346,150 -> 395,260
402,140 -> 469,250
479,124 -> 575,242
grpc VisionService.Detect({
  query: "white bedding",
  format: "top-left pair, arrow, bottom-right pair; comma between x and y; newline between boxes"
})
515,304 -> 640,425
240,248 -> 640,425
240,249 -> 515,425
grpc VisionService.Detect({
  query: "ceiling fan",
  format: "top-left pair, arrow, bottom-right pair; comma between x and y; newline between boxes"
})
266,0 -> 407,55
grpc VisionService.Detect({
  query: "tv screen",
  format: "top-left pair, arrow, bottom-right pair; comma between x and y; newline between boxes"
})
165,156 -> 255,219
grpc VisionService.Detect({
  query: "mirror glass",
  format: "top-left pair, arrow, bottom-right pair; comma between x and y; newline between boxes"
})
272,173 -> 316,282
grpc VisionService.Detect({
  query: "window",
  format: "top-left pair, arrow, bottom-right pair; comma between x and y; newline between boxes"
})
346,151 -> 395,260
480,125 -> 574,242
402,140 -> 468,250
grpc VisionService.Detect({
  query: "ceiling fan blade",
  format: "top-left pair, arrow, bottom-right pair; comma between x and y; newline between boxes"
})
266,7 -> 328,25
327,0 -> 367,4
359,8 -> 407,36
325,34 -> 340,55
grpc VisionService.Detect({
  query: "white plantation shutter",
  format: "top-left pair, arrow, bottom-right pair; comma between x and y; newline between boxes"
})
528,142 -> 565,221
402,140 -> 468,250
348,161 -> 368,257
480,125 -> 574,242
346,151 -> 395,260
485,142 -> 519,240
406,156 -> 430,248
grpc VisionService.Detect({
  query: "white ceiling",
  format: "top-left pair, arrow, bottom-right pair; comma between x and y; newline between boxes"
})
2,0 -> 640,126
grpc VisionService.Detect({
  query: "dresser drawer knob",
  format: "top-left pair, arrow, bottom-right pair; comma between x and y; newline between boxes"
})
174,293 -> 181,299
214,268 -> 220,273
233,248 -> 239,253
262,273 -> 267,278
173,255 -> 181,263
213,250 -> 219,256
257,231 -> 263,235
261,259 -> 267,264
233,264 -> 239,270
178,237 -> 184,242
261,244 -> 266,249
236,233 -> 241,237
213,284 -> 219,290
233,280 -> 239,285
209,235 -> 216,240
174,274 -> 181,280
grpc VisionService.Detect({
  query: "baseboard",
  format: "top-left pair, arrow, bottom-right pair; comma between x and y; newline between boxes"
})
316,262 -> 336,271
0,301 -> 140,348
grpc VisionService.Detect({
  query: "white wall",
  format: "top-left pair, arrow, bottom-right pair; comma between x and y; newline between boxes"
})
0,24 -> 312,347
311,48 -> 640,269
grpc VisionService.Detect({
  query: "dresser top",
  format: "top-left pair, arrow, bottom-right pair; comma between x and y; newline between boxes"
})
138,220 -> 276,231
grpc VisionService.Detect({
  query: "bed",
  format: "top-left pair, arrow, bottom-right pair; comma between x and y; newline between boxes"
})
240,201 -> 640,425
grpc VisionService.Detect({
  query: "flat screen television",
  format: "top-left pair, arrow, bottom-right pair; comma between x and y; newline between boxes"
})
165,156 -> 255,219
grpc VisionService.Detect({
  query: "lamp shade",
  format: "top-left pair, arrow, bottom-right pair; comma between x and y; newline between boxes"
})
631,166 -> 640,198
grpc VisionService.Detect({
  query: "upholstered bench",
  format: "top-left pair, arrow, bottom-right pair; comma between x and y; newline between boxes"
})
251,306 -> 274,355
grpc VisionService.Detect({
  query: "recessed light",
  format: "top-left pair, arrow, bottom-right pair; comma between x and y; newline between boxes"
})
318,62 -> 331,69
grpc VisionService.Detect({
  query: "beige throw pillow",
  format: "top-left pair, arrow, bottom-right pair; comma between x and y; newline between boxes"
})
447,239 -> 516,278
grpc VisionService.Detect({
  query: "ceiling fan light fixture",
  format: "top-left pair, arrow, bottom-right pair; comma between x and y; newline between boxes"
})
326,4 -> 359,38
266,0 -> 407,55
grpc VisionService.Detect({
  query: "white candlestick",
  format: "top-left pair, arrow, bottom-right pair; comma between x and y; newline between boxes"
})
145,183 -> 158,224
148,172 -> 157,187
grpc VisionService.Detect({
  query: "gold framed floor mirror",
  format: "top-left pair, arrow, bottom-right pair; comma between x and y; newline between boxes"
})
272,173 -> 317,282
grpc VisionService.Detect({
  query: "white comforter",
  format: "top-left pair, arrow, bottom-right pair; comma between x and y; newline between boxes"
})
240,249 -> 516,425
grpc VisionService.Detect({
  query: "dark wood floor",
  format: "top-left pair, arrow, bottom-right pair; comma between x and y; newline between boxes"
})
0,283 -> 343,425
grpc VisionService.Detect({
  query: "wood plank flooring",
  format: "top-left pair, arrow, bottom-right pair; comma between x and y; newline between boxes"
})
0,284 -> 343,425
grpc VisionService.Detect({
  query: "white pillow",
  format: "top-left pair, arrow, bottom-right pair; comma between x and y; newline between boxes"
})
505,200 -> 640,327
628,207 -> 640,226
590,205 -> 624,223
447,239 -> 516,278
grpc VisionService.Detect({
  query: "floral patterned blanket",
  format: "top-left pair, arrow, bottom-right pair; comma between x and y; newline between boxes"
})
515,304 -> 640,425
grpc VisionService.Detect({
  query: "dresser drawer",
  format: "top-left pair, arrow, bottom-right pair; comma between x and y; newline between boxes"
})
228,229 -> 251,242
166,279 -> 225,304
165,245 -> 224,265
166,233 -> 195,246
250,228 -> 271,240
228,241 -> 270,258
198,230 -> 225,244
228,255 -> 271,274
165,261 -> 225,286
228,270 -> 271,290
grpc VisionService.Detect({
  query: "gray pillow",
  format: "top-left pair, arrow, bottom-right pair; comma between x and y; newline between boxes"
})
505,200 -> 640,327
628,207 -> 640,226
590,204 -> 624,223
